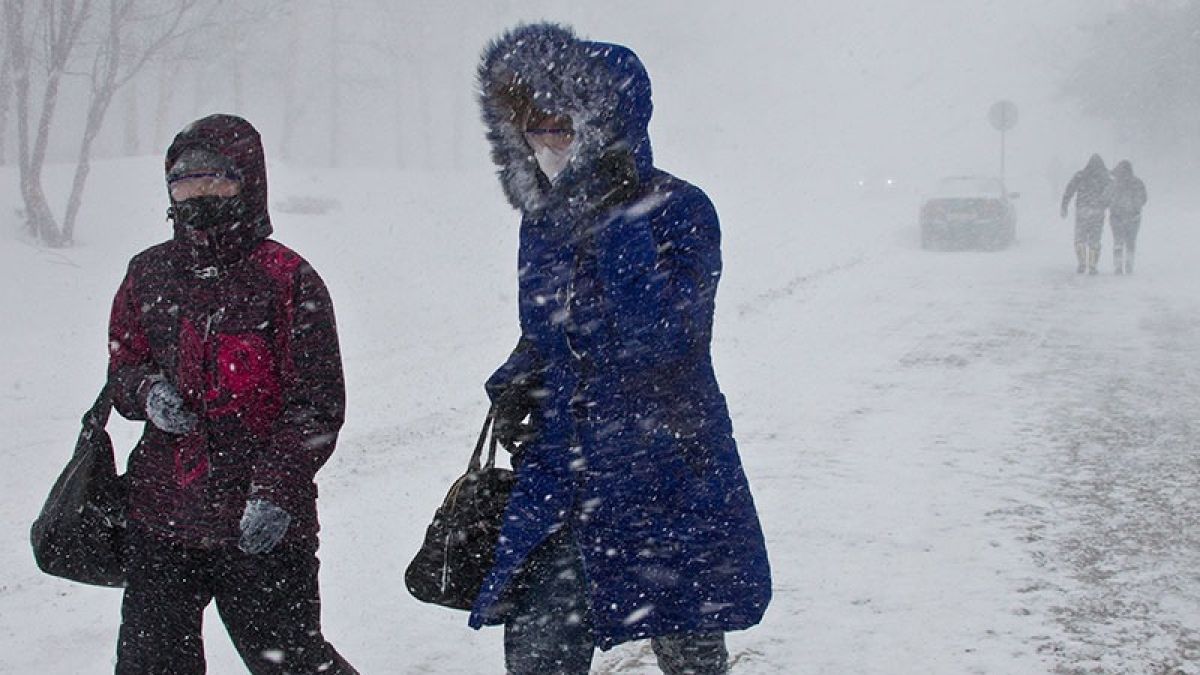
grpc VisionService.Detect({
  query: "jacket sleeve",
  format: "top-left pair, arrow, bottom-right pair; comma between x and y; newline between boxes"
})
107,267 -> 159,421
486,337 -> 539,402
1061,173 -> 1080,213
251,262 -> 345,515
1137,179 -> 1148,210
591,187 -> 721,369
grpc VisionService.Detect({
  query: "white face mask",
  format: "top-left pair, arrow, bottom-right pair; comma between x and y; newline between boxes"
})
533,143 -> 573,182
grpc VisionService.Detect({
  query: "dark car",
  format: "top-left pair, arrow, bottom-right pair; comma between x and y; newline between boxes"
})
919,176 -> 1018,250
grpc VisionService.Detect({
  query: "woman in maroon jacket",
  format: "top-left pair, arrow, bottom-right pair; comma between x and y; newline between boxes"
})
107,114 -> 356,674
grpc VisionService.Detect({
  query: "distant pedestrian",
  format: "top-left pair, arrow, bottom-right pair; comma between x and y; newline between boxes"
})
1106,160 -> 1148,274
1061,153 -> 1112,275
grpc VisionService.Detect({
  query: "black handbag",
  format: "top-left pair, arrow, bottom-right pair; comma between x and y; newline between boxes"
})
405,407 -> 515,610
31,385 -> 128,587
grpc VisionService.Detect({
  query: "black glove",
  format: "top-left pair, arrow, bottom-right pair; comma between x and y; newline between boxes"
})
592,146 -> 640,210
486,339 -> 541,455
238,499 -> 291,554
493,384 -> 538,456
144,379 -> 198,434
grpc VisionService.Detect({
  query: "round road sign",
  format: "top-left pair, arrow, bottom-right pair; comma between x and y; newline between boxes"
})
989,100 -> 1018,131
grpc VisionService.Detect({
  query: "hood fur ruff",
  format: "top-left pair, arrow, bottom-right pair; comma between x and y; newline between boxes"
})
477,23 -> 654,214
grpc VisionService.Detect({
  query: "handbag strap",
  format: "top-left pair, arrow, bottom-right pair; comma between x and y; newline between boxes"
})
82,383 -> 113,438
467,406 -> 499,473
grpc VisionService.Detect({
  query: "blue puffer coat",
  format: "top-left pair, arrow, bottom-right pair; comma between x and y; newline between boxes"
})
469,23 -> 771,648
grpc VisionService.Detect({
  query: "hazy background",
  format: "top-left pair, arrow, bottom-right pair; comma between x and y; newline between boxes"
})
5,0 -> 1197,240
5,3 -> 1200,671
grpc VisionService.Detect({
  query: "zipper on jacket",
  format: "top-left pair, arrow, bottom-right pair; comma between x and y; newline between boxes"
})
561,247 -> 585,361
563,276 -> 583,361
201,305 -> 226,416
203,306 -> 225,342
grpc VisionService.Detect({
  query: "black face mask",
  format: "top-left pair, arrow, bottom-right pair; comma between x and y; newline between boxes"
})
168,195 -> 247,231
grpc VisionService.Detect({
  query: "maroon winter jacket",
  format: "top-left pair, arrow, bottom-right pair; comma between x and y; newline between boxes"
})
107,115 -> 344,548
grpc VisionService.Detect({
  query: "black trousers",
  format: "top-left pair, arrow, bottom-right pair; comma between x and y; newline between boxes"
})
1074,212 -> 1105,250
1111,216 -> 1142,254
504,532 -> 729,675
116,528 -> 356,675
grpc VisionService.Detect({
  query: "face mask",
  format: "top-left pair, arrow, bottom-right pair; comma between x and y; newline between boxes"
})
169,196 -> 247,231
532,144 -> 573,183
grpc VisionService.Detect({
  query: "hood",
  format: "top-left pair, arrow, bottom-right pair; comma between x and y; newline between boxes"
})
477,23 -> 654,214
1112,160 -> 1134,179
1084,153 -> 1108,176
165,114 -> 273,241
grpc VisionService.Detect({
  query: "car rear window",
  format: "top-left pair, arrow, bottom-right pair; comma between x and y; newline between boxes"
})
934,178 -> 1003,198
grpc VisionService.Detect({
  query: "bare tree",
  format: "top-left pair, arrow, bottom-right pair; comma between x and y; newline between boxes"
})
149,55 -> 178,149
121,77 -> 138,155
5,0 -> 90,243
1062,0 -> 1200,165
62,1 -> 206,244
0,35 -> 11,165
155,1 -> 290,154
5,0 -> 202,246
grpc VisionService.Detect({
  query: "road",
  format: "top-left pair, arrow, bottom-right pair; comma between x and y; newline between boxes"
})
635,203 -> 1200,674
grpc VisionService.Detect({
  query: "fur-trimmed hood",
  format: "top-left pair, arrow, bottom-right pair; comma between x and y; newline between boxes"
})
477,23 -> 655,214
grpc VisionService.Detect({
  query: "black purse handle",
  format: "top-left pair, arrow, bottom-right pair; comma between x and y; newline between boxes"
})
467,406 -> 499,473
81,383 -> 113,442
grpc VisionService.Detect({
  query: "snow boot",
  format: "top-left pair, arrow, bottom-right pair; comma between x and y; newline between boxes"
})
1113,244 -> 1125,275
1086,246 -> 1099,275
1075,243 -> 1087,274
1125,251 -> 1135,275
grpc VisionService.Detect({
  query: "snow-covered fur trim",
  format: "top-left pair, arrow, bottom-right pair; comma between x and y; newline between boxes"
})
477,23 -> 651,214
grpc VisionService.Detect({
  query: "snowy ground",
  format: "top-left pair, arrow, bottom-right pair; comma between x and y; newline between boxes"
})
2,158 -> 1198,673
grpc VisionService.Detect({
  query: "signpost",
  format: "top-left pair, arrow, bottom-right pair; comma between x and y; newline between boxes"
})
988,100 -> 1018,186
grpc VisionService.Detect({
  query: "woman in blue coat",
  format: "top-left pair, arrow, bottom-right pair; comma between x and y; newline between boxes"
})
470,23 -> 771,674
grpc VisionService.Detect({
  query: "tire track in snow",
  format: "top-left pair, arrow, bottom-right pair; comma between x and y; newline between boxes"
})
735,254 -> 868,318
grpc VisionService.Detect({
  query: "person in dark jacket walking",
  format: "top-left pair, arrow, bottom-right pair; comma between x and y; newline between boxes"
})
470,23 -> 771,675
1061,153 -> 1112,274
107,114 -> 357,674
1106,160 -> 1148,274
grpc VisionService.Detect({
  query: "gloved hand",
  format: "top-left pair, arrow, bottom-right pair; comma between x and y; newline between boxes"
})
238,499 -> 291,554
493,384 -> 538,455
592,146 -> 639,210
145,379 -> 198,435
